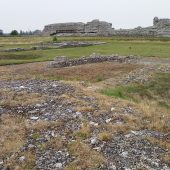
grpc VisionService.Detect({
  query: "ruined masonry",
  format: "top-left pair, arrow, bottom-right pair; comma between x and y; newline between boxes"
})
43,20 -> 112,36
42,17 -> 170,37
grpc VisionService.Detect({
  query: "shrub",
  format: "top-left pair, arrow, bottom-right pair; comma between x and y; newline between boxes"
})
53,36 -> 58,42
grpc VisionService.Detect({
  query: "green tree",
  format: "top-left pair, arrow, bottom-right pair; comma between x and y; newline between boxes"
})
0,30 -> 3,35
10,30 -> 19,36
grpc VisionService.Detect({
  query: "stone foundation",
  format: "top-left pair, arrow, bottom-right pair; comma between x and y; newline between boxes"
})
49,54 -> 137,68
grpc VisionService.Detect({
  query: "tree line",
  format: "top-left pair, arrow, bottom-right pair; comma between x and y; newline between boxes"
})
0,30 -> 41,36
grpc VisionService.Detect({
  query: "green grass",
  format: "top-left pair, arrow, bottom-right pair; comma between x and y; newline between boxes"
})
1,36 -> 170,65
102,73 -> 170,108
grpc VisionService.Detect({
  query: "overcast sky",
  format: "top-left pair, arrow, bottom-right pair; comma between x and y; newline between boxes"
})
0,0 -> 170,33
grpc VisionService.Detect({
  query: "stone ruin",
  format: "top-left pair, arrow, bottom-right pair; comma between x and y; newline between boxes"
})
49,54 -> 137,68
113,17 -> 170,37
42,19 -> 112,36
42,17 -> 170,37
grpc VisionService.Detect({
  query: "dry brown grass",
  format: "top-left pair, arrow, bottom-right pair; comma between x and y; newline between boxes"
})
147,137 -> 170,165
0,114 -> 26,160
76,106 -> 95,113
0,36 -> 50,45
44,62 -> 138,82
65,141 -> 106,170
138,101 -> 170,133
75,122 -> 91,139
98,131 -> 112,141
101,123 -> 131,135
0,89 -> 45,108
26,120 -> 51,131
0,63 -> 41,80
0,61 -> 139,82
45,137 -> 64,150
7,150 -> 36,170
161,154 -> 170,165
0,115 -> 65,169
26,120 -> 65,133
147,137 -> 170,151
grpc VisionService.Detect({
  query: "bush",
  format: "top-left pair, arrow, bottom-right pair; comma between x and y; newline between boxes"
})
53,36 -> 58,42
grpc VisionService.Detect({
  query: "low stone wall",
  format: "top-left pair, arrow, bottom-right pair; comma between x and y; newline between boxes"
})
49,54 -> 137,68
1,42 -> 106,52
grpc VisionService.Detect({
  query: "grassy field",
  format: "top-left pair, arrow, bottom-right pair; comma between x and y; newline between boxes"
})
1,36 -> 170,65
102,73 -> 170,108
0,36 -> 170,169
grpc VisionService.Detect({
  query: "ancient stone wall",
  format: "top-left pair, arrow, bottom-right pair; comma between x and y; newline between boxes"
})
43,22 -> 85,36
42,20 -> 112,36
112,17 -> 170,37
112,27 -> 157,37
42,17 -> 170,37
85,20 -> 112,36
153,17 -> 170,27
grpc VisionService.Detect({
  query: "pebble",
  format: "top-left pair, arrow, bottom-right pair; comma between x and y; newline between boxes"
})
111,107 -> 116,112
121,151 -> 128,158
106,118 -> 112,123
28,110 -> 38,114
55,163 -> 62,168
91,137 -> 98,145
28,144 -> 36,149
73,111 -> 82,118
90,121 -> 99,126
35,104 -> 42,107
109,164 -> 117,170
19,156 -> 26,162
93,147 -> 102,152
30,116 -> 39,120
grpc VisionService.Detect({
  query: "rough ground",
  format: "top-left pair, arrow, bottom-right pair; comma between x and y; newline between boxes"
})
0,57 -> 170,170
